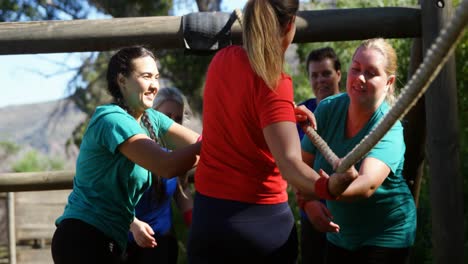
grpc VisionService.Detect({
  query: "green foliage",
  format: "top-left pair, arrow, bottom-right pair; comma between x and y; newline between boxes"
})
158,50 -> 214,111
171,201 -> 189,264
12,150 -> 64,172
0,141 -> 20,161
0,0 -> 90,21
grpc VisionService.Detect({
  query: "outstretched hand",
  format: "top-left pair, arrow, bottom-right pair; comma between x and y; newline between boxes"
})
294,104 -> 317,130
303,200 -> 340,233
130,218 -> 157,248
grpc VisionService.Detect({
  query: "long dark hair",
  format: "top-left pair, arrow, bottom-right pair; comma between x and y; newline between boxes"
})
106,46 -> 167,203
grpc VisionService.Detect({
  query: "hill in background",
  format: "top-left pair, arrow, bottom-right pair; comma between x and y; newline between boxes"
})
0,98 -> 86,171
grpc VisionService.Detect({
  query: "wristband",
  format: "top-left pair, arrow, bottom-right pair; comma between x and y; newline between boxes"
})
183,209 -> 193,227
315,177 -> 337,200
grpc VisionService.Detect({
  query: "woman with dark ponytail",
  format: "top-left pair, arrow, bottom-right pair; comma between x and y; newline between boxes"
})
188,1 -> 358,263
51,46 -> 200,264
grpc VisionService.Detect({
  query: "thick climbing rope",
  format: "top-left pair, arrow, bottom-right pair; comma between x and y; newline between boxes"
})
304,0 -> 468,173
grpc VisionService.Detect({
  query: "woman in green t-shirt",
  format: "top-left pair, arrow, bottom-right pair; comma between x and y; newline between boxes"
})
301,38 -> 417,264
51,46 -> 201,264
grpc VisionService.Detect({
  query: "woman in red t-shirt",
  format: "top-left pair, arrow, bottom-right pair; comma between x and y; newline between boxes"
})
187,1 -> 358,263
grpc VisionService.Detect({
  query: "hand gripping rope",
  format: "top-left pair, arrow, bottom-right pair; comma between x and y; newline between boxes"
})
304,0 -> 468,173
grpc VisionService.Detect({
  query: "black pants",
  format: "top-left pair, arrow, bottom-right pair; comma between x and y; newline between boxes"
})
188,192 -> 298,264
123,232 -> 178,264
51,218 -> 122,264
300,215 -> 327,264
325,241 -> 410,264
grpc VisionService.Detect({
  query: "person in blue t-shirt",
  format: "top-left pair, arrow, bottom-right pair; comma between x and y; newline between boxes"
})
296,47 -> 342,264
124,87 -> 195,264
51,46 -> 201,264
301,38 -> 416,264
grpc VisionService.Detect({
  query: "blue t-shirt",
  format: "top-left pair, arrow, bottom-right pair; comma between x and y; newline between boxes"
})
296,98 -> 318,140
301,93 -> 416,250
128,149 -> 178,242
56,104 -> 174,251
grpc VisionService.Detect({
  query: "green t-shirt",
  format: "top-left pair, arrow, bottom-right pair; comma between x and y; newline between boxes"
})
56,104 -> 174,250
301,93 -> 416,250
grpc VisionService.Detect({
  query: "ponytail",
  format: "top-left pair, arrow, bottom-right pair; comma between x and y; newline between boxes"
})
242,0 -> 299,89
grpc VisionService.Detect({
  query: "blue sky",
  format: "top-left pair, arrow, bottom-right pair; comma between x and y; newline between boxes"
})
0,0 -> 247,108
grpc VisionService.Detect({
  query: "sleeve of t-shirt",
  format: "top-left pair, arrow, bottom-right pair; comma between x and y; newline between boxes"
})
146,108 -> 175,138
366,121 -> 405,174
257,75 -> 295,128
94,110 -> 145,154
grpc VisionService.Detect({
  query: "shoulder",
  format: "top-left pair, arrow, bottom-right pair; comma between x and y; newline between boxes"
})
145,108 -> 166,121
214,45 -> 246,61
209,45 -> 248,75
317,93 -> 347,110
90,104 -> 134,125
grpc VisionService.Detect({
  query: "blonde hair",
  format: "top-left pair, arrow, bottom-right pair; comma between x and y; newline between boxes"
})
356,38 -> 398,106
243,0 -> 298,89
153,87 -> 192,123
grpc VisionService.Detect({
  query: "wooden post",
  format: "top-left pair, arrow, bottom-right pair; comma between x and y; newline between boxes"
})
7,192 -> 16,264
402,38 -> 426,207
421,0 -> 464,263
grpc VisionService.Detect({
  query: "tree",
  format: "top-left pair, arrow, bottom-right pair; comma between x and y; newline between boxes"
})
12,150 -> 64,172
0,0 -> 91,22
0,141 -> 20,163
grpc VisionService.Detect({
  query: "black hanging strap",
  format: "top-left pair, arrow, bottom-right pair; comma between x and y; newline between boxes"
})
182,11 -> 238,55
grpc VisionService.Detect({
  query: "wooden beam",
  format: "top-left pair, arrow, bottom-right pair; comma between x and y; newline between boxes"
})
294,7 -> 421,43
402,38 -> 426,207
0,7 -> 421,55
421,0 -> 464,263
0,171 -> 74,192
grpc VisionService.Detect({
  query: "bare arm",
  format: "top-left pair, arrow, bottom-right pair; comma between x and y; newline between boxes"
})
161,122 -> 200,149
118,133 -> 200,179
263,121 -> 320,199
337,157 -> 390,201
264,121 -> 358,199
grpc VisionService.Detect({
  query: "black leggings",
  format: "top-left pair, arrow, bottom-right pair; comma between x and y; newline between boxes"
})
51,218 -> 122,264
325,241 -> 410,264
188,192 -> 298,264
300,215 -> 327,264
123,232 -> 179,264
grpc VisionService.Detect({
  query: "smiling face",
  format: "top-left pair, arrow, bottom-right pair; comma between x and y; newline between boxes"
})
308,58 -> 341,103
119,56 -> 159,117
346,47 -> 394,110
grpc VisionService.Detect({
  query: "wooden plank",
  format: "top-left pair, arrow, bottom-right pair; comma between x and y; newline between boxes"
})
0,195 -> 7,246
0,171 -> 74,192
421,0 -> 464,263
0,7 -> 421,55
14,191 -> 69,241
16,246 -> 52,264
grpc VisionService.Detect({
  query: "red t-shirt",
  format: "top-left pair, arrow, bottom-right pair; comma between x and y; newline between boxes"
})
195,45 -> 296,204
